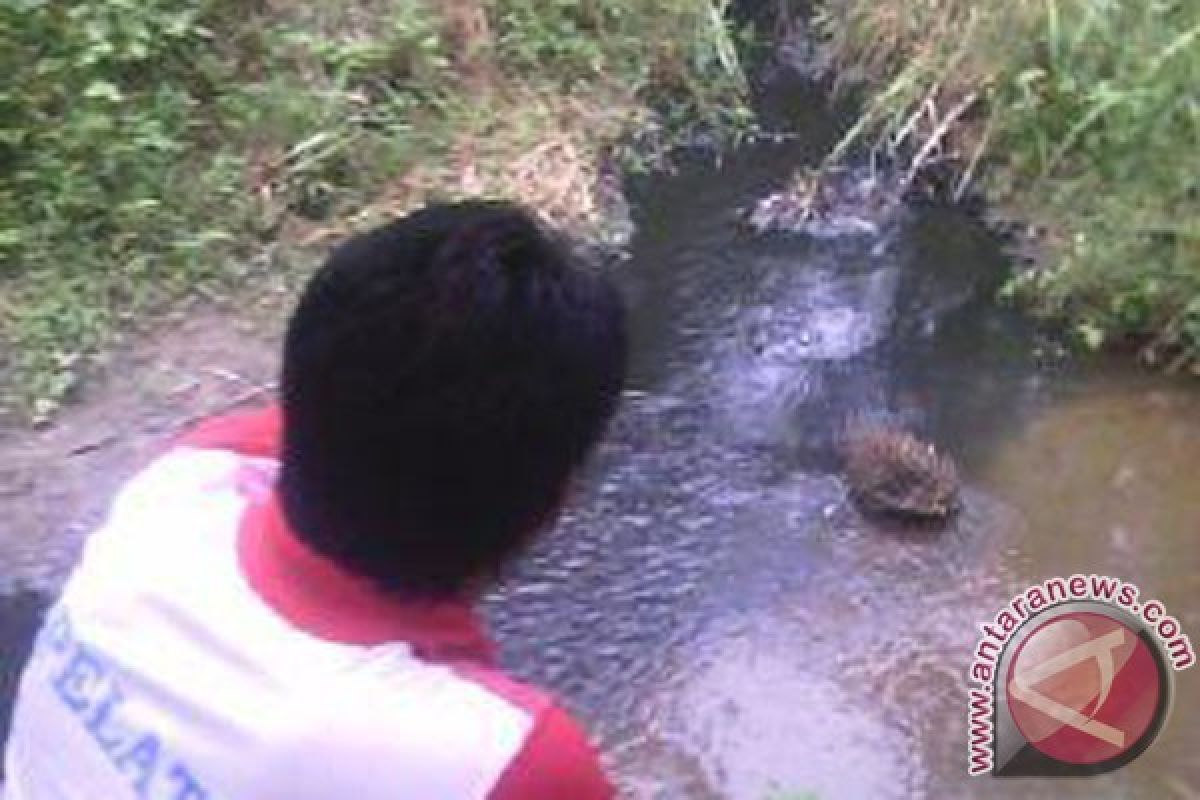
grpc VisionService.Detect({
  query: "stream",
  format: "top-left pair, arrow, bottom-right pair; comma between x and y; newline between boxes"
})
2,45 -> 1199,800
483,76 -> 1200,799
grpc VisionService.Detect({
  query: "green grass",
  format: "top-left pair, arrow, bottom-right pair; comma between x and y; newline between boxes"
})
815,0 -> 1200,370
0,0 -> 751,423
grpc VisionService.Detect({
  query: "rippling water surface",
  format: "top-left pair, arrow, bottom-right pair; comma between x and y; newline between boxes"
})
0,76 -> 1195,800
485,116 -> 1200,798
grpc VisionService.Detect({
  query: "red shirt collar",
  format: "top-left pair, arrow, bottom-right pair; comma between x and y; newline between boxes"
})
237,493 -> 496,665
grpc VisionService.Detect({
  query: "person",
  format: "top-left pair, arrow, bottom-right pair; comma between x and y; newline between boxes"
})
2,201 -> 628,799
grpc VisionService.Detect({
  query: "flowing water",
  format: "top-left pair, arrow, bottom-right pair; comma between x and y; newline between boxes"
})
1,68 -> 1198,800
484,86 -> 1200,799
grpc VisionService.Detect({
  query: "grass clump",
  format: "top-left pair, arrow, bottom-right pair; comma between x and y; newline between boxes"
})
0,0 -> 750,423
814,0 -> 1200,371
0,0 -> 248,420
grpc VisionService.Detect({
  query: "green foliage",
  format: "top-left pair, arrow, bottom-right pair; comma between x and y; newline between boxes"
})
489,0 -> 753,157
0,0 -> 750,422
0,0 -> 249,421
818,0 -> 1200,370
494,0 -> 746,93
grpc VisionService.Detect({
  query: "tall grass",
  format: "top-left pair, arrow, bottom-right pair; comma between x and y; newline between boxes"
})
0,0 -> 750,422
816,0 -> 1200,370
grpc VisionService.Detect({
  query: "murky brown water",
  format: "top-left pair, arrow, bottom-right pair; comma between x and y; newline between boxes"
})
586,373 -> 1200,800
483,97 -> 1200,797
2,62 -> 1197,800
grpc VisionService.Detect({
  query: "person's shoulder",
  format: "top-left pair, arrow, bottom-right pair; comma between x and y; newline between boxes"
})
450,666 -> 614,800
486,700 -> 614,800
175,405 -> 282,459
74,408 -> 279,561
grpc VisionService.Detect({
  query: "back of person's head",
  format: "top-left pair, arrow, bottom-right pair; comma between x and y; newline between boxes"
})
279,201 -> 627,599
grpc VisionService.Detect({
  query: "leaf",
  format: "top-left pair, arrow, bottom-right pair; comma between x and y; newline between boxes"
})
1077,321 -> 1106,350
83,80 -> 123,103
126,41 -> 149,61
164,11 -> 198,38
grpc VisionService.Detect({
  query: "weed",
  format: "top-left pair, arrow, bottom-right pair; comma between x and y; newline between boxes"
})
1,0 -> 750,423
814,0 -> 1200,371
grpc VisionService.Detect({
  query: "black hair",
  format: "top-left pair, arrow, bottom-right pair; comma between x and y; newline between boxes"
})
278,201 -> 627,598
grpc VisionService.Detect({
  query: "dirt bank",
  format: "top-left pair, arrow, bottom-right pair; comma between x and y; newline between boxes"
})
0,304 -> 282,593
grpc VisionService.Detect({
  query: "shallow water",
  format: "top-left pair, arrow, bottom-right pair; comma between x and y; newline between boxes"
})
0,78 -> 1196,800
484,124 -> 1200,796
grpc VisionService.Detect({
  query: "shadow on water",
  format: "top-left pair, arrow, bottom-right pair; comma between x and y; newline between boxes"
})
486,76 -> 1200,799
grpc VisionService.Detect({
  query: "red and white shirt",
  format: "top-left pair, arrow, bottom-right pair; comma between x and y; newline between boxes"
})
4,408 -> 612,800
